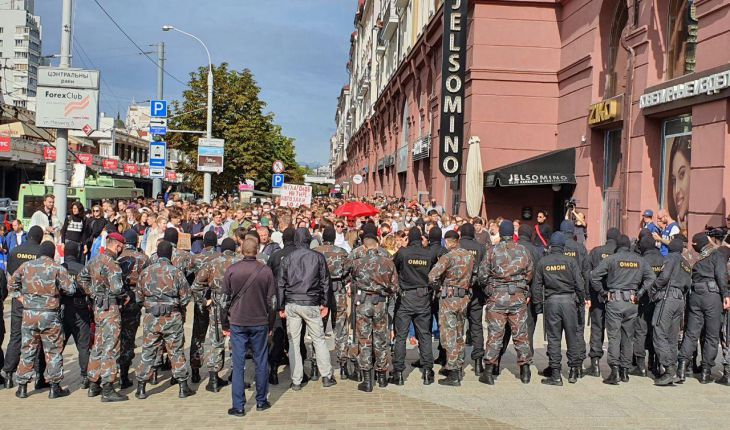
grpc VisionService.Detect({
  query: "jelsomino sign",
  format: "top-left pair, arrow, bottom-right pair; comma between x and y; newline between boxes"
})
438,0 -> 468,177
35,67 -> 100,131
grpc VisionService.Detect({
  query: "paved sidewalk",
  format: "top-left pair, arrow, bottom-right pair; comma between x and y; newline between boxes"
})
1,305 -> 728,429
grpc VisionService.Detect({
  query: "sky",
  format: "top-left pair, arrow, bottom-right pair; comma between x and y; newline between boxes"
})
34,0 -> 355,165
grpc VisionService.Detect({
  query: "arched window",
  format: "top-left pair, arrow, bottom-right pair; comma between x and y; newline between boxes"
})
605,1 -> 629,97
667,0 -> 698,79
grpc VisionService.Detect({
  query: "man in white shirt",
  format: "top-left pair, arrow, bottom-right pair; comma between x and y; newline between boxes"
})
333,221 -> 351,253
29,194 -> 61,240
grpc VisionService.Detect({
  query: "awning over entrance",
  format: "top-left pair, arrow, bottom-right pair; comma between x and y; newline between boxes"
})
484,148 -> 576,187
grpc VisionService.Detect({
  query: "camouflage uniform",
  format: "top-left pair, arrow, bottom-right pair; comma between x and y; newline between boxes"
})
9,257 -> 75,384
478,240 -> 534,366
79,251 -> 125,384
118,245 -> 150,372
189,247 -> 220,371
135,257 -> 191,382
314,243 -> 350,365
349,248 -> 397,372
191,250 -> 241,372
428,248 -> 475,370
345,245 -> 392,361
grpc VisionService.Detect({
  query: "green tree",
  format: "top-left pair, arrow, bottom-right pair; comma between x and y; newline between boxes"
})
167,63 -> 303,194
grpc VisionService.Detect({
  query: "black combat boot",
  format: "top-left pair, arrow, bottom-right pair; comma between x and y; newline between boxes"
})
654,366 -> 676,386
603,366 -> 620,385
87,380 -> 102,397
422,369 -> 434,385
480,365 -> 495,385
178,379 -> 195,398
541,369 -> 563,386
586,357 -> 601,377
191,368 -> 201,384
206,371 -> 222,393
699,367 -> 713,384
15,383 -> 28,399
48,382 -> 70,399
120,365 -> 132,389
716,365 -> 730,386
0,373 -> 5,387
568,367 -> 580,384
339,364 -> 348,380
35,376 -> 50,390
619,367 -> 630,383
539,366 -> 552,377
630,359 -> 647,377
357,369 -> 373,393
101,383 -> 128,402
310,362 -> 321,381
270,366 -> 280,385
389,371 -> 404,386
376,371 -> 388,388
81,375 -> 90,389
474,360 -> 484,376
135,381 -> 148,399
438,366 -> 448,377
4,372 -> 14,389
438,369 -> 461,387
520,364 -> 531,384
150,368 -> 159,385
676,360 -> 687,384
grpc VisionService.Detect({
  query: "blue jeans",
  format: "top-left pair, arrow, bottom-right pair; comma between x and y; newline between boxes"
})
230,325 -> 268,409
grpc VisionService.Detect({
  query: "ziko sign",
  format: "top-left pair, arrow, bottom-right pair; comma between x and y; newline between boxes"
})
438,0 -> 468,177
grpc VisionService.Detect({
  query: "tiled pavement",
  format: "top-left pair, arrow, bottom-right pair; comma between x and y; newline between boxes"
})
2,305 -> 728,429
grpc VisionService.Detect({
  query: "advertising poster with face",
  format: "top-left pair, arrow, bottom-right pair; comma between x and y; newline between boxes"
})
663,119 -> 691,231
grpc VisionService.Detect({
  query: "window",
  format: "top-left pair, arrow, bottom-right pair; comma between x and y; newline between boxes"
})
667,0 -> 697,79
661,116 -> 692,231
15,51 -> 28,59
0,27 -> 4,34
605,1 -> 629,97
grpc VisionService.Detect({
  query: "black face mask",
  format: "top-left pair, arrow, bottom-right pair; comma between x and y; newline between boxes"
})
692,233 -> 709,253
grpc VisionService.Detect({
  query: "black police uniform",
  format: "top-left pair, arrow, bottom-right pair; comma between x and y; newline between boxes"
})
0,271 -> 7,378
2,239 -> 42,386
61,256 -> 92,383
532,247 -> 585,381
586,238 -> 617,372
677,245 -> 729,381
591,245 -> 655,383
392,242 -> 437,378
651,251 -> 691,384
562,236 -> 590,364
459,236 -> 487,370
632,247 -> 664,373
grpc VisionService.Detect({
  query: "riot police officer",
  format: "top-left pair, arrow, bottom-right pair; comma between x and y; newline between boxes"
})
591,235 -> 655,385
392,228 -> 437,385
632,236 -> 664,377
532,232 -> 585,385
458,223 -> 487,376
676,232 -> 730,384
652,237 -> 691,386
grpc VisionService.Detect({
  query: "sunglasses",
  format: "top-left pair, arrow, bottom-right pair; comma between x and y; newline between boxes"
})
336,225 -> 344,228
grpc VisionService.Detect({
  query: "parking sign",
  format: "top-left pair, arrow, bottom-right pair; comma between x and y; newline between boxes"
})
272,174 -> 285,188
150,100 -> 167,118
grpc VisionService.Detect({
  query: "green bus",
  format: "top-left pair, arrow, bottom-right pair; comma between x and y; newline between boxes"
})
17,175 -> 144,226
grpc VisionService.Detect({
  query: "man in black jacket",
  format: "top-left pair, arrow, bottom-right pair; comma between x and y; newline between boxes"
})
278,228 -> 336,390
60,241 -> 92,389
631,236 -> 664,377
413,226 -> 447,368
458,223 -> 487,376
266,227 -> 297,384
392,228 -> 437,385
2,225 -> 44,388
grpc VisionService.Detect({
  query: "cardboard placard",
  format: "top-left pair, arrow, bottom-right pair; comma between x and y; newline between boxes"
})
279,184 -> 312,208
178,232 -> 192,251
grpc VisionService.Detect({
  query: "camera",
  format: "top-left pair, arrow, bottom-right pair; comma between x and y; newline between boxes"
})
565,198 -> 577,209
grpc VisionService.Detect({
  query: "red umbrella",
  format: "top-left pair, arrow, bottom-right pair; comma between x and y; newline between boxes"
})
334,201 -> 380,219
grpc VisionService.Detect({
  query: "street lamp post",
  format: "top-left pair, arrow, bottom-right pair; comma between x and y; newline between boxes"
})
162,25 -> 214,203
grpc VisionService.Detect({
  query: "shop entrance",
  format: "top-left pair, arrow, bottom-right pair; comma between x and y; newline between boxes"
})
602,128 -> 623,237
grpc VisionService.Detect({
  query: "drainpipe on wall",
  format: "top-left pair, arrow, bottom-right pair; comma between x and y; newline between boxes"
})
619,25 -> 636,231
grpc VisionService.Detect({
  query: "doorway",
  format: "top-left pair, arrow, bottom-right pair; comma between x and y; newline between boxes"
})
602,128 -> 623,237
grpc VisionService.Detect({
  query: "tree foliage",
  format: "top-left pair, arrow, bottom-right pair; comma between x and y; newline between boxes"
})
167,63 -> 303,194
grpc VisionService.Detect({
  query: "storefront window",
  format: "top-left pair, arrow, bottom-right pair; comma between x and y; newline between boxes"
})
661,116 -> 692,230
606,1 -> 629,97
667,0 -> 698,79
603,129 -> 623,234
